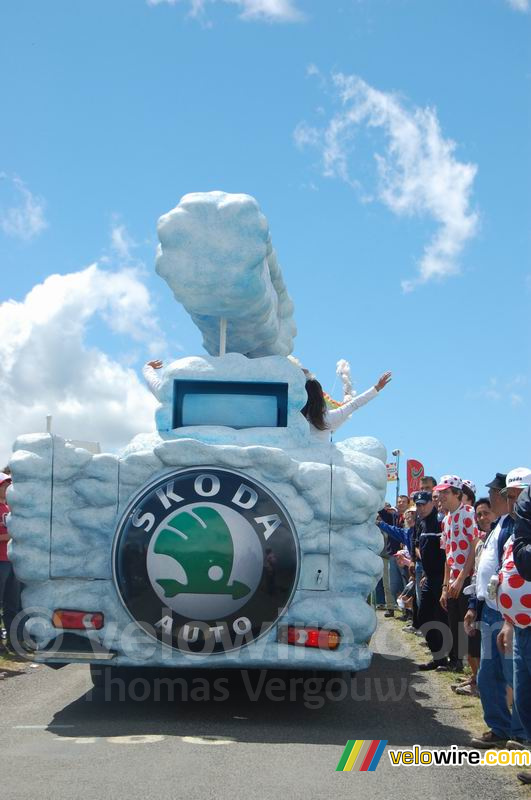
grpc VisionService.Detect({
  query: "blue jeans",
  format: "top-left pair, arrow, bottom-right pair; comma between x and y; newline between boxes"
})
382,558 -> 405,610
389,557 -> 406,597
375,578 -> 385,606
477,604 -> 525,740
514,627 -> 531,741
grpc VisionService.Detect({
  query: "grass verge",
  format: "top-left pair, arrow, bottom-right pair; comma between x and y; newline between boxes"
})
381,612 -> 530,784
0,644 -> 31,678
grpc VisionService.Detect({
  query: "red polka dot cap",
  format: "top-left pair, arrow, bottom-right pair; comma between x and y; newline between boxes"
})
434,474 -> 463,491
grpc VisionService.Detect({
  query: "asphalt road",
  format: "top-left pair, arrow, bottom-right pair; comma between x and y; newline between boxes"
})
0,615 -> 527,800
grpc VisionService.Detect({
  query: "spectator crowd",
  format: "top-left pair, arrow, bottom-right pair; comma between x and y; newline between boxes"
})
376,469 -> 531,785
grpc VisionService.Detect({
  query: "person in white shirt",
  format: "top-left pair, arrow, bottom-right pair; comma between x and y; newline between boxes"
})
301,371 -> 392,441
143,360 -> 164,398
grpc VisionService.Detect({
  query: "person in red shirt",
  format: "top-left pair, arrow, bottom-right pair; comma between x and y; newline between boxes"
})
0,471 -> 13,644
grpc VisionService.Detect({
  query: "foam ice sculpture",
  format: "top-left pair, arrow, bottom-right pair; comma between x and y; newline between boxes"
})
156,191 -> 296,357
8,191 -> 386,677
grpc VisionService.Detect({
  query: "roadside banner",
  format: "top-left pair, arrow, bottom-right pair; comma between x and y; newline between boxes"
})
386,462 -> 398,482
407,459 -> 424,495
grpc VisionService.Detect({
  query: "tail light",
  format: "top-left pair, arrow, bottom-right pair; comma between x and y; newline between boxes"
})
279,625 -> 341,650
52,610 -> 104,630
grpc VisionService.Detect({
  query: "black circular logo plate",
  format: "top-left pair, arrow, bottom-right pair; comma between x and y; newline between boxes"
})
113,467 -> 299,654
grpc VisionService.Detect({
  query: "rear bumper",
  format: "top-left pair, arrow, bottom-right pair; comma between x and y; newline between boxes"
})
25,633 -> 371,672
30,650 -> 116,664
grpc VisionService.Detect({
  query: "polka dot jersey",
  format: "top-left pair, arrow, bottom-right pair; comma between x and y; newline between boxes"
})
497,535 -> 531,629
440,504 -> 478,584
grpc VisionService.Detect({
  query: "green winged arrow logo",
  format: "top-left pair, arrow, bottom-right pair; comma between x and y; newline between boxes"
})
153,506 -> 251,600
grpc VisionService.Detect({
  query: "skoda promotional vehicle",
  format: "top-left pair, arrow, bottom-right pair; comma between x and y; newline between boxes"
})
6,192 -> 386,687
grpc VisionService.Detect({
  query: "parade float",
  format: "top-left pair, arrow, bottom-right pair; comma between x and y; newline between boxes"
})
7,191 -> 386,685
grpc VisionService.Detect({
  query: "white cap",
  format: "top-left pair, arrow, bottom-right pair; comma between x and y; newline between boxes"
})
0,472 -> 11,485
503,467 -> 531,494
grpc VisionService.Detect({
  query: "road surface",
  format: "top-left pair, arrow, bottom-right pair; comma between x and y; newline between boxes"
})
0,614 -> 526,800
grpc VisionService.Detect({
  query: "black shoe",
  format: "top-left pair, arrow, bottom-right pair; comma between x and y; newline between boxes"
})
448,660 -> 464,673
517,771 -> 531,785
418,662 -> 439,671
397,614 -> 409,622
384,610 -> 395,618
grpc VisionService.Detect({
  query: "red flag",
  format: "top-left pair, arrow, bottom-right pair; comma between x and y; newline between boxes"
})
407,459 -> 424,495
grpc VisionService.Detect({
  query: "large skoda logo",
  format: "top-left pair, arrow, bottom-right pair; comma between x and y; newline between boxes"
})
147,502 -> 263,619
113,467 -> 299,654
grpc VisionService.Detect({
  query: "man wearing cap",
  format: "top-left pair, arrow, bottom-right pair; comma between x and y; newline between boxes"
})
495,469 -> 531,770
410,490 -> 450,670
462,479 -> 476,507
378,491 -> 449,667
436,475 -> 479,671
0,471 -> 13,647
513,484 -> 531,579
467,472 -> 526,748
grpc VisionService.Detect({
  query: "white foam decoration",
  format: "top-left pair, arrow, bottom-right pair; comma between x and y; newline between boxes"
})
155,192 -> 296,357
8,353 -> 386,669
147,352 -> 311,450
336,358 -> 355,401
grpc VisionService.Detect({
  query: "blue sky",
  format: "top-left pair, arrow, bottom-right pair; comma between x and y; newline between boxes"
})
0,0 -> 529,498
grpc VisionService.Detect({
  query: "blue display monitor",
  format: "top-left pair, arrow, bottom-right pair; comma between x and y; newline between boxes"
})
172,380 -> 289,430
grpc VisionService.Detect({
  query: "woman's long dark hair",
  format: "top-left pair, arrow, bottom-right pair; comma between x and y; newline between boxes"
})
301,378 -> 328,430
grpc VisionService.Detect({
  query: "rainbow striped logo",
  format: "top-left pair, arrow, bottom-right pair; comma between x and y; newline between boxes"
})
336,740 -> 388,771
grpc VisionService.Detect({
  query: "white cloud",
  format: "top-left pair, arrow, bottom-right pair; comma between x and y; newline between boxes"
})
0,263 -> 167,458
110,223 -> 137,262
294,73 -> 479,291
467,376 -> 528,408
0,174 -> 47,240
147,0 -> 303,22
506,0 -> 529,12
293,121 -> 322,149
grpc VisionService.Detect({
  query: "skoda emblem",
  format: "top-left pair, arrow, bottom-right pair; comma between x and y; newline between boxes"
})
113,467 -> 299,653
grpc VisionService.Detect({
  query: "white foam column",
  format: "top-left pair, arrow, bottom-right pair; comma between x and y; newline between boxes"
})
219,317 -> 227,356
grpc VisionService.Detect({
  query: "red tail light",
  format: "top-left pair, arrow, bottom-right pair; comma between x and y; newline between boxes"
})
279,626 -> 341,650
52,610 -> 104,630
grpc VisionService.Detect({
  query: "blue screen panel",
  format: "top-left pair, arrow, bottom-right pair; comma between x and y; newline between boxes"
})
172,380 -> 288,429
182,393 -> 278,428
